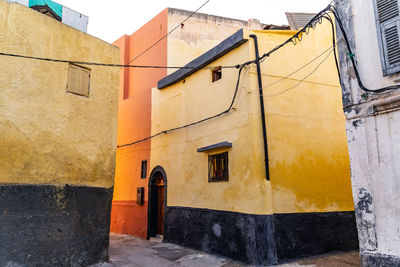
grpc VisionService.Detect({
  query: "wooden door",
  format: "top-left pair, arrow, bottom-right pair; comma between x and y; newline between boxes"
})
155,174 -> 165,235
157,186 -> 164,235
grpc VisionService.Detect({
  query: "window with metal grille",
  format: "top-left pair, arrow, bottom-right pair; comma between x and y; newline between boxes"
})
212,66 -> 222,82
208,152 -> 229,182
66,64 -> 91,97
141,160 -> 147,179
374,0 -> 400,75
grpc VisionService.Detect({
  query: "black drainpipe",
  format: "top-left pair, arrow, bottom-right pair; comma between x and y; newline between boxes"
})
250,34 -> 270,181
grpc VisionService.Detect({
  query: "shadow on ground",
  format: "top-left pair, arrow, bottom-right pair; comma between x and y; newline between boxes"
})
91,233 -> 360,267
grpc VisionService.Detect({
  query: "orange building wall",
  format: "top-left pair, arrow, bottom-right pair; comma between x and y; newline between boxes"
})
110,9 -> 168,239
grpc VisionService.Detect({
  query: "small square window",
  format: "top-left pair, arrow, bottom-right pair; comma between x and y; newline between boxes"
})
66,64 -> 90,97
208,152 -> 229,182
212,66 -> 222,82
141,160 -> 147,179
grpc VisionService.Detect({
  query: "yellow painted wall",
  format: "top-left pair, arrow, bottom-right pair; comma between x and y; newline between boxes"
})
0,1 -> 120,188
167,9 -> 263,73
151,21 -> 353,215
112,8 -> 260,202
151,42 -> 274,215
251,21 -> 353,214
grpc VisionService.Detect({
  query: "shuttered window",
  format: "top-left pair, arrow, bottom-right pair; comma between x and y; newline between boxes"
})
66,64 -> 91,97
374,0 -> 400,75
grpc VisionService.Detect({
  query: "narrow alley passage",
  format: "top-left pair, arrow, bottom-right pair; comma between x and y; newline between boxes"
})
93,233 -> 360,267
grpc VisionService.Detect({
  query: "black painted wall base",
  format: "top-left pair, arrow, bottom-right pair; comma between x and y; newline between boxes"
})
165,207 -> 359,265
274,212 -> 359,261
361,252 -> 400,267
165,206 -> 278,265
0,184 -> 113,266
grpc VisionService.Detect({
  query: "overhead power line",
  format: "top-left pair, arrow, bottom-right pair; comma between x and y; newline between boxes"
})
0,51 -> 238,69
259,48 -> 335,98
115,4 -> 369,148
2,3 -> 396,149
125,0 -> 211,65
328,5 -> 400,93
0,3 -> 396,94
117,60 -> 252,148
118,47 -> 336,148
259,4 -> 400,93
260,44 -> 336,91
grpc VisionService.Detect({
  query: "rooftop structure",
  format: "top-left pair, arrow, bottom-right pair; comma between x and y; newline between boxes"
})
6,0 -> 88,32
286,12 -> 317,30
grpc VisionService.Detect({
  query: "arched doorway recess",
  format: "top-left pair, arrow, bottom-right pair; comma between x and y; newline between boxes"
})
147,166 -> 167,238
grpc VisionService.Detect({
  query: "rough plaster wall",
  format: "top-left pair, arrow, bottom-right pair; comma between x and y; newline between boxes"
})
345,109 -> 400,256
335,0 -> 400,258
167,9 -> 262,73
345,118 -> 378,252
150,41 -> 276,215
112,9 -> 167,201
371,111 -> 400,255
253,23 -> 354,214
0,1 -> 119,188
152,26 -> 353,215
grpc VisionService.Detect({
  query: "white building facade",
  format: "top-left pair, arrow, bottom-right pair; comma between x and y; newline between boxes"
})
335,0 -> 400,265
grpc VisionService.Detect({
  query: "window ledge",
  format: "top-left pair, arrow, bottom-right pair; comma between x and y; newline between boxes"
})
197,142 -> 232,153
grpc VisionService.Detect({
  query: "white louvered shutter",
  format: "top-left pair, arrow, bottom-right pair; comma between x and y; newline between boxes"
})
374,0 -> 400,75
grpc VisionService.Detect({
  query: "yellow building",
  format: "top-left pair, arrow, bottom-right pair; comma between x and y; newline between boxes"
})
149,22 -> 358,264
0,1 -> 119,266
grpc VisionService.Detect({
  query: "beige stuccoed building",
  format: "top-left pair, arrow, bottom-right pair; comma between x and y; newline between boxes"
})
0,1 -> 119,265
111,7 -> 272,239
149,22 -> 358,264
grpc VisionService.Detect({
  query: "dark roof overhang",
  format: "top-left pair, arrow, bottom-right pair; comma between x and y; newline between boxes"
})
197,142 -> 232,153
157,29 -> 248,90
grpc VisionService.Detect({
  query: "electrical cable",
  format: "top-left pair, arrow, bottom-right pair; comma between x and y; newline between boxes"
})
322,14 -> 341,82
115,5 -> 343,148
0,3 -> 394,93
125,0 -> 210,65
116,10 -> 336,148
95,3 -> 400,148
259,48 -> 334,98
0,6 -> 338,72
257,4 -> 400,94
118,46 -> 335,148
3,2 -> 395,149
259,44 -> 336,90
0,51 -> 238,69
117,62 -> 251,148
258,7 -> 331,61
328,5 -> 399,93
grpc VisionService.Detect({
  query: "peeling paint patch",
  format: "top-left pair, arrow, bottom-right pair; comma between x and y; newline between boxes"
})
354,189 -> 377,250
342,91 -> 353,108
352,119 -> 363,128
357,188 -> 373,214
